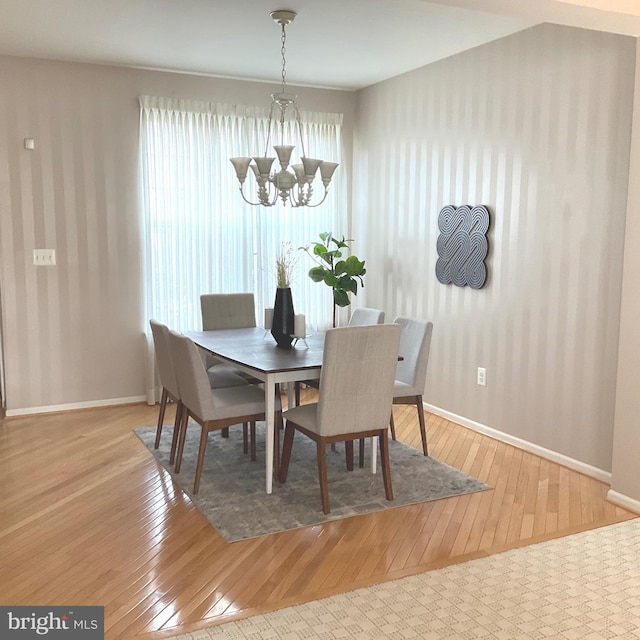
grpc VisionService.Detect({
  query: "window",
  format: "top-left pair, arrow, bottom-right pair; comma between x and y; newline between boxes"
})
139,95 -> 346,400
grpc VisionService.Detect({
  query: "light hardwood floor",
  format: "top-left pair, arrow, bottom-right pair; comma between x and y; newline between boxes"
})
0,394 -> 635,639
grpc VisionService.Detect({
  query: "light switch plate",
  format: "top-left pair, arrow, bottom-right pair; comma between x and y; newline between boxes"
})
33,249 -> 56,266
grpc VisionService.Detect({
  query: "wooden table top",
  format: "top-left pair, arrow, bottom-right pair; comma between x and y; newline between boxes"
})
185,327 -> 325,375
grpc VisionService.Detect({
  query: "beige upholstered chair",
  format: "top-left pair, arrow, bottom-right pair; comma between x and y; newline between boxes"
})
200,292 -> 272,440
349,307 -> 385,326
389,316 -> 433,456
294,306 -> 385,406
279,324 -> 401,513
168,329 -> 282,494
200,292 -> 257,379
150,320 -> 249,463
200,293 -> 256,331
199,292 -> 271,387
150,319 -> 183,464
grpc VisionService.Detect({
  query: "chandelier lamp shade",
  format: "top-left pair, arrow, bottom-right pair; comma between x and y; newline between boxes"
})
230,10 -> 339,208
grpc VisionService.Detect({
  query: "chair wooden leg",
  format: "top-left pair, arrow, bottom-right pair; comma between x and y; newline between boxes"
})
389,409 -> 397,440
379,429 -> 394,501
193,426 -> 209,494
294,381 -> 301,406
169,401 -> 183,465
416,395 -> 428,456
154,387 -> 168,448
174,407 -> 189,473
358,438 -> 365,468
221,427 -> 229,438
345,440 -> 354,471
317,441 -> 331,514
279,422 -> 295,483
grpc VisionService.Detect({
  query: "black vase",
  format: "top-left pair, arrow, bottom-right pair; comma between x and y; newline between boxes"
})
271,287 -> 295,348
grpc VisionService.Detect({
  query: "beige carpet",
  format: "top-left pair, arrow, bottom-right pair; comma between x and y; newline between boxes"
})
167,518 -> 640,639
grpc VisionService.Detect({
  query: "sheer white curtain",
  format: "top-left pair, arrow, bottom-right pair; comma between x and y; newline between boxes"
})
139,95 -> 346,402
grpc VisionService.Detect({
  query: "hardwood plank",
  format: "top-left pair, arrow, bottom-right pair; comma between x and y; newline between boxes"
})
517,452 -> 541,540
397,498 -> 451,569
449,491 -> 486,557
365,501 -> 429,577
295,522 -> 359,596
355,508 -> 407,582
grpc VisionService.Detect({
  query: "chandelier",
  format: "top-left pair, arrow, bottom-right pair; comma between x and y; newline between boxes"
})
230,10 -> 339,208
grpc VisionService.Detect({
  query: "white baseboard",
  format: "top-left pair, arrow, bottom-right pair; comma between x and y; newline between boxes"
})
606,490 -> 640,514
423,402 -> 612,484
5,395 -> 147,417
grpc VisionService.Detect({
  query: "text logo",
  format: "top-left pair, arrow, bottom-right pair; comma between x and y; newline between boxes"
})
0,607 -> 104,639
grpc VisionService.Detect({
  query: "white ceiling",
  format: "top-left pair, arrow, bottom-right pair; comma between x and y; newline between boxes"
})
0,0 -> 638,91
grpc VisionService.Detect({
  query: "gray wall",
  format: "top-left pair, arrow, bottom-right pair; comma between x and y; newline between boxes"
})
612,41 -> 640,504
0,57 -> 355,411
353,24 -> 635,474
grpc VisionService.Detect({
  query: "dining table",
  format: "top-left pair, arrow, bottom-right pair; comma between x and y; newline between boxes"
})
185,326 -> 325,494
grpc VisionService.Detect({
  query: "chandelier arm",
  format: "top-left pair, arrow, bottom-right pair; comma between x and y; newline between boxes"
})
237,182 -> 278,207
304,191 -> 330,208
264,100 -> 278,157
260,180 -> 280,207
293,103 -> 308,159
236,183 -> 264,207
289,182 -> 312,208
237,186 -> 263,207
295,183 -> 330,208
287,185 -> 302,208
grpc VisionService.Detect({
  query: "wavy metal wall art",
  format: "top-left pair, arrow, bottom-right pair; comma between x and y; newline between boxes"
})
435,205 -> 491,289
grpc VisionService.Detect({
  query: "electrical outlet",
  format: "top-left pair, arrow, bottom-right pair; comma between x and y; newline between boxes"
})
477,367 -> 487,386
33,249 -> 56,266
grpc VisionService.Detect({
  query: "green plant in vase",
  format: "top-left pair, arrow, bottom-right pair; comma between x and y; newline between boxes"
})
301,232 -> 366,327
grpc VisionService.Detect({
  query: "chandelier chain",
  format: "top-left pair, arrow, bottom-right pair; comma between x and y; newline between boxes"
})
280,23 -> 287,94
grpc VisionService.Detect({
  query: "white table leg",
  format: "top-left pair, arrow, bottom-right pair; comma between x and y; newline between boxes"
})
371,436 -> 378,474
265,376 -> 275,494
287,383 -> 295,409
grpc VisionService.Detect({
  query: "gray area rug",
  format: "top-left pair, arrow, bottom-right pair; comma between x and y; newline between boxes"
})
135,424 -> 490,542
